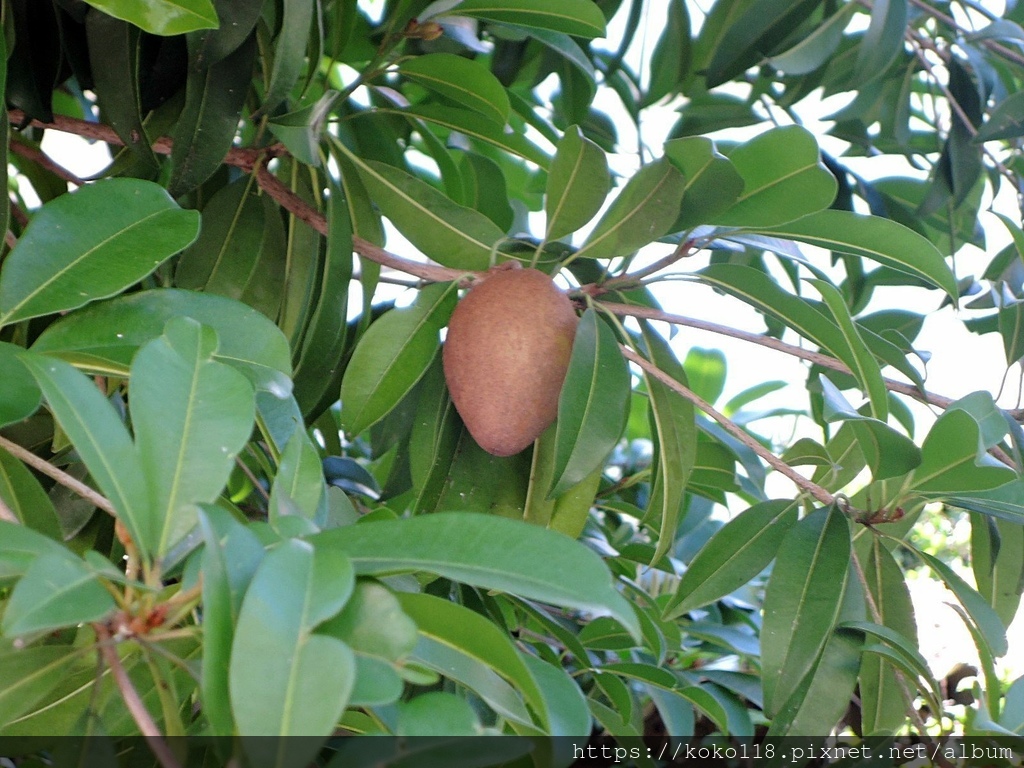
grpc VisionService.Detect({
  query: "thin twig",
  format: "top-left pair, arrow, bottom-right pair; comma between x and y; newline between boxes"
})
0,434 -> 116,516
620,344 -> 836,507
94,623 -> 183,768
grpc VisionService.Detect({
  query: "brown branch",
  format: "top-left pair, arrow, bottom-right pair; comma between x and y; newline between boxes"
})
9,138 -> 85,186
94,623 -> 182,768
620,344 -> 837,507
253,163 -> 470,283
0,434 -> 116,517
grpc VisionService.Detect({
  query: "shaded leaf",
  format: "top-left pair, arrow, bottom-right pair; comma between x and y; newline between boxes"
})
545,125 -> 609,241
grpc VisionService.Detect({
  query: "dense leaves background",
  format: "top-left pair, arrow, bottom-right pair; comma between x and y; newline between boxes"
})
1,0 -> 1024,763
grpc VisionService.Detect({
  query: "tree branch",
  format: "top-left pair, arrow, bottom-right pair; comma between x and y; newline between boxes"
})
0,434 -> 116,517
620,344 -> 837,507
94,623 -> 182,768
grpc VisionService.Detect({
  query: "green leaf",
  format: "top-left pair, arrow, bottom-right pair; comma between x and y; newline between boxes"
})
168,35 -> 256,197
637,321 -> 697,564
0,444 -> 61,539
549,309 -> 630,497
576,158 -> 687,260
310,513 -> 640,639
399,54 -> 510,126
644,0 -> 691,106
230,539 -> 355,736
711,126 -> 836,227
972,515 -> 1024,628
0,521 -> 68,583
976,90 -> 1024,142
761,506 -> 851,716
398,692 -> 482,736
397,593 -> 548,728
910,410 -> 1016,495
663,499 -> 800,618
0,342 -> 40,428
818,376 -> 921,481
19,353 -> 153,559
0,645 -> 84,726
545,125 -> 610,241
261,0 -> 315,113
858,539 -> 919,735
768,3 -> 856,75
663,137 -> 744,230
0,180 -> 200,326
682,347 -> 727,406
1,551 -> 116,637
943,480 -> 1024,525
81,0 -> 219,35
31,288 -> 293,396
320,581 -> 418,663
198,505 -> 266,737
339,282 -> 456,436
759,210 -> 958,300
270,429 -> 327,523
132,318 -> 255,558
810,279 -> 888,420
854,0 -> 908,85
441,0 -> 607,38
345,152 -> 504,270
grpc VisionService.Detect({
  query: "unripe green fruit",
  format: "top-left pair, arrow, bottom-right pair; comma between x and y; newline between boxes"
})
442,265 -> 579,457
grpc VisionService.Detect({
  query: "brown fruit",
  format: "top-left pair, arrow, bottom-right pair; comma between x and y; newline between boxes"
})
443,265 -> 579,457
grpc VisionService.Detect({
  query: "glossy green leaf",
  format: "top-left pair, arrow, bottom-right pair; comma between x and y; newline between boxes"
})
0,444 -> 60,539
976,90 -> 1024,142
345,151 -> 504,270
31,288 -> 293,396
759,210 -> 958,300
269,429 -> 327,523
399,54 -> 509,126
0,342 -> 40,428
85,14 -> 158,169
549,309 -> 630,497
1,551 -> 116,637
768,3 -> 856,75
761,506 -> 851,716
711,126 -> 836,227
663,137 -> 744,230
195,0 -> 263,64
0,521 -> 68,583
198,505 -> 266,737
339,282 -> 456,436
320,581 -> 418,663
854,0 -> 908,85
19,353 -> 152,559
398,692 -> 482,736
441,0 -> 607,38
0,180 -> 200,326
637,321 -> 697,564
545,125 -> 610,241
399,105 -> 551,168
705,0 -> 822,87
664,499 -> 799,618
858,539 -> 918,735
230,539 -> 355,736
398,593 -> 548,728
168,35 -> 255,197
683,347 -> 727,406
811,279 -> 888,420
132,317 -> 255,557
0,645 -> 84,726
261,0 -> 315,113
818,376 -> 921,481
310,512 -> 640,639
276,162 -> 323,352
972,514 -> 1024,628
644,0 -> 691,106
81,0 -> 218,35
910,410 -> 1015,495
576,158 -> 687,260
292,182 -> 353,416
943,480 -> 1024,525
175,177 -> 279,308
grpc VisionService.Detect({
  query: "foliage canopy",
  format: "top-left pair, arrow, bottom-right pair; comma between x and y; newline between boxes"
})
2,0 -> 1024,762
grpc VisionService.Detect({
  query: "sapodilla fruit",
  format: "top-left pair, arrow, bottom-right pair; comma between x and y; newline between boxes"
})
443,265 -> 579,457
